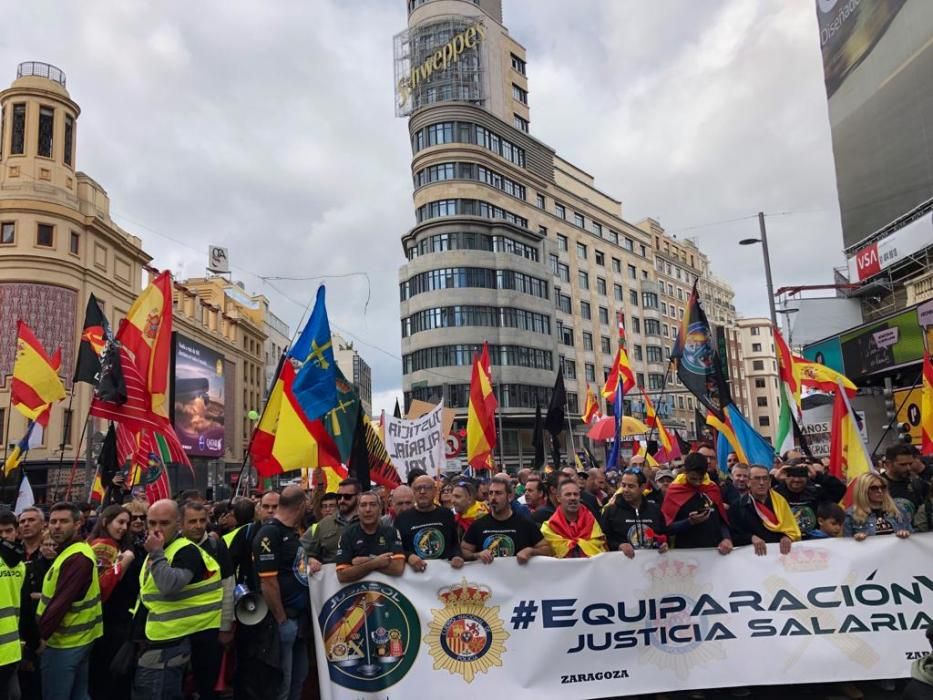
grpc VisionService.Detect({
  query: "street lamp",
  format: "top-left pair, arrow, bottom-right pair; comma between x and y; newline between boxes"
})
739,212 -> 777,328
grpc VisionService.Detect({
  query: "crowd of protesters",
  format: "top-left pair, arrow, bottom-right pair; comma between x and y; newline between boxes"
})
0,441 -> 928,699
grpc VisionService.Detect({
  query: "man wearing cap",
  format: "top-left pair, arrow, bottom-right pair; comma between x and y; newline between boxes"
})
730,465 -> 800,555
655,469 -> 675,497
774,459 -> 845,539
661,453 -> 733,553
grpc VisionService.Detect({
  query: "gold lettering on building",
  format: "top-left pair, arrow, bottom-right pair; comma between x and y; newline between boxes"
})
397,21 -> 486,107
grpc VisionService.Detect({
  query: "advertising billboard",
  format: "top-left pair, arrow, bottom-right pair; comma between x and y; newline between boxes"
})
816,0 -> 933,250
173,334 -> 225,458
800,336 -> 845,374
838,307 -> 927,379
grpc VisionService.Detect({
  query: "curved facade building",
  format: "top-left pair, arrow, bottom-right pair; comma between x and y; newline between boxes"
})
396,1 -> 722,468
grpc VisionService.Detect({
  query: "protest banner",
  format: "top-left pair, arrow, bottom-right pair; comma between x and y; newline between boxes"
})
384,402 -> 444,478
310,535 -> 933,698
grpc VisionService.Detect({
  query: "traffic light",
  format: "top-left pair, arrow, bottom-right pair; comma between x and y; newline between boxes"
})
896,421 -> 912,444
883,379 -> 897,430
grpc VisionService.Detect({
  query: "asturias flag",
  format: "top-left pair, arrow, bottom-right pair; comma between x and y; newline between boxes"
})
466,342 -> 497,471
11,320 -> 65,426
290,286 -> 338,421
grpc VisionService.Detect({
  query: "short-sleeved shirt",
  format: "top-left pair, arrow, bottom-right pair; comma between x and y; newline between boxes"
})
253,519 -> 309,612
334,523 -> 404,571
394,507 -> 460,560
463,512 -> 543,558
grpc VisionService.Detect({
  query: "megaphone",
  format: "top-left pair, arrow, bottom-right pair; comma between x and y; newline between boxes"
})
234,583 -> 268,626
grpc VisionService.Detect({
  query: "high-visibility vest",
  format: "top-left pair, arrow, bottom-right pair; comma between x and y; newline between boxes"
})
139,536 -> 222,641
222,525 -> 244,548
37,542 -> 103,649
0,557 -> 25,664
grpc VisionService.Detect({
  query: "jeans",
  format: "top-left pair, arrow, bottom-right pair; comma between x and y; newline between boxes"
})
277,618 -> 308,700
40,645 -> 91,700
131,639 -> 191,700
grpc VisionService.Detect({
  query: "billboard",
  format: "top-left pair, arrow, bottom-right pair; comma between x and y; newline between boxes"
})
838,307 -> 928,379
800,336 -> 845,374
846,211 -> 933,282
816,0 -> 933,250
173,334 -> 225,457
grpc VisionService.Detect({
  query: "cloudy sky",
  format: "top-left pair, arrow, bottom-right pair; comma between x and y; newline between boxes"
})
1,0 -> 844,415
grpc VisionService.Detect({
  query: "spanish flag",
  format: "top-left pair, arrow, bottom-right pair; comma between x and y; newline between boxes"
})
661,472 -> 729,526
601,346 -> 636,400
250,361 -> 342,477
581,383 -> 601,425
541,505 -> 607,558
828,378 -> 873,485
794,357 -> 856,397
921,350 -> 933,457
752,490 -> 801,541
466,342 -> 497,471
11,321 -> 65,426
118,271 -> 172,420
640,388 -> 680,462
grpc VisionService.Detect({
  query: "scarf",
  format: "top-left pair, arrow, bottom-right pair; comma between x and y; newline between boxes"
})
454,501 -> 488,532
752,490 -> 801,541
661,473 -> 729,526
541,506 -> 606,558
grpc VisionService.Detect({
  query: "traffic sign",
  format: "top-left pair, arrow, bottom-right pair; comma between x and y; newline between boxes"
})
445,433 -> 461,458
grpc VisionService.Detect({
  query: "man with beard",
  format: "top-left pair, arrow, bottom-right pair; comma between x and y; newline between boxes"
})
774,459 -> 846,538
601,467 -> 668,557
302,478 -> 359,565
730,465 -> 800,555
531,472 -> 560,524
541,480 -> 607,558
661,453 -> 733,554
450,480 -> 488,539
396,475 -> 463,571
334,493 -> 405,583
462,477 -> 551,563
882,444 -> 928,522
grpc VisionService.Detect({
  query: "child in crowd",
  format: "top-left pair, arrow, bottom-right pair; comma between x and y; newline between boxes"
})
810,501 -> 845,539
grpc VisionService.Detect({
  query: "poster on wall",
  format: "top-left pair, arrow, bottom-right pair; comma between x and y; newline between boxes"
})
173,334 -> 225,457
839,308 -> 928,379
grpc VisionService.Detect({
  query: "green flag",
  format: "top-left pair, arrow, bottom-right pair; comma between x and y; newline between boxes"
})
324,367 -> 360,463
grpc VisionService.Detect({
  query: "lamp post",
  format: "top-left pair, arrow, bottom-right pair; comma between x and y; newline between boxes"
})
739,211 -> 778,328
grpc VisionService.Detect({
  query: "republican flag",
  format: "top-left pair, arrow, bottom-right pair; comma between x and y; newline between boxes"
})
640,389 -> 680,463
249,360 -> 342,477
922,350 -> 933,457
73,293 -> 110,385
11,320 -> 65,427
466,342 -> 497,471
290,286 -> 338,421
118,271 -> 173,420
581,383 -> 601,425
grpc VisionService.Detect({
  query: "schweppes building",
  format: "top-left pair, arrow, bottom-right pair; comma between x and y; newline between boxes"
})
396,0 -> 714,467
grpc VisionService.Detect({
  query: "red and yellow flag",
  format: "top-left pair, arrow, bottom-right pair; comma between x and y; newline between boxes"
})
11,320 -> 65,427
118,271 -> 173,420
581,383 -> 601,424
466,342 -> 497,471
828,379 -> 873,485
640,388 -> 680,462
601,346 -> 636,400
921,349 -> 933,457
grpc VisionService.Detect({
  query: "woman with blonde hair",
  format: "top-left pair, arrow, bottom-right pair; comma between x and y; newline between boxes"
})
843,472 -> 912,540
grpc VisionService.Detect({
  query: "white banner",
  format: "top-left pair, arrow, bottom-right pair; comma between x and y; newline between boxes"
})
383,402 -> 445,478
310,535 -> 933,698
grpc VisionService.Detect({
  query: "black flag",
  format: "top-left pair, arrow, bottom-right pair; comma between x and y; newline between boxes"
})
95,337 -> 127,405
532,401 -> 545,469
348,405 -> 371,492
97,423 -> 121,489
545,370 -> 566,466
393,398 -> 402,419
73,294 -> 110,385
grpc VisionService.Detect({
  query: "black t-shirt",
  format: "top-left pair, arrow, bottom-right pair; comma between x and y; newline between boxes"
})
253,520 -> 309,613
531,504 -> 555,525
334,523 -> 403,566
882,474 -> 928,521
871,509 -> 895,536
463,512 -> 543,558
671,492 -> 728,550
394,507 -> 460,560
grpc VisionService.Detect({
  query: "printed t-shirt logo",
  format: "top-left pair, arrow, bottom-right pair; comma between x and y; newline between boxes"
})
413,527 -> 445,559
482,534 -> 515,557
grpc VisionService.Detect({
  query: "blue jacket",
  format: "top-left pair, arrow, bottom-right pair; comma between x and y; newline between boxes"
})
843,507 -> 912,538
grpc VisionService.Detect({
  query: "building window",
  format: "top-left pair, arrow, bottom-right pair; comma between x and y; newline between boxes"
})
612,258 -> 621,273
598,307 -> 609,325
751,327 -> 761,336
752,360 -> 764,371
754,378 -> 766,389
623,237 -> 634,252
557,262 -> 570,282
594,251 -> 604,266
641,292 -> 659,309
627,264 -> 637,279
578,270 -> 589,289
62,408 -> 74,447
645,319 -> 661,336
1,222 -> 14,245
560,326 -> 574,346
567,392 -> 579,414
556,293 -> 571,314
752,343 -> 762,352
69,231 -> 79,255
580,301 -> 591,319
38,106 -> 54,158
557,233 -> 568,251
646,346 -> 664,363
631,317 -> 641,334
629,289 -> 638,306
614,284 -> 623,301
64,114 -> 74,166
591,221 -> 602,237
536,194 -> 545,209
512,83 -> 528,105
757,396 -> 768,407
563,358 -> 576,379
585,363 -> 596,382
555,203 -> 566,219
513,114 -> 529,133
582,332 -> 593,351
600,336 -> 611,354
510,53 -> 526,75
758,416 -> 770,427
633,345 -> 643,361
576,242 -> 587,259
11,104 -> 26,155
573,212 -> 585,228
36,223 -> 54,247
596,277 -> 606,296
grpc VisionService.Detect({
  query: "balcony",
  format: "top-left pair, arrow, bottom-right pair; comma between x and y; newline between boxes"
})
17,61 -> 66,87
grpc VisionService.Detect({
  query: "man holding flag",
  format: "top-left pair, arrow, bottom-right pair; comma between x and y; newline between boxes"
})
661,452 -> 733,554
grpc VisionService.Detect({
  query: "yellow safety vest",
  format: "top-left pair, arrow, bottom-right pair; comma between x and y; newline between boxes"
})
0,557 -> 25,664
222,525 -> 244,548
37,541 -> 103,649
139,536 -> 222,641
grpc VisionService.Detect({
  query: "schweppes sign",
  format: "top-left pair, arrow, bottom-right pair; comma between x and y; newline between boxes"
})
397,20 -> 486,110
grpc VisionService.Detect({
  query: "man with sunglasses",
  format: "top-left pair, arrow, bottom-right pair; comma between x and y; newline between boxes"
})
601,467 -> 668,558
396,475 -> 463,572
302,478 -> 360,566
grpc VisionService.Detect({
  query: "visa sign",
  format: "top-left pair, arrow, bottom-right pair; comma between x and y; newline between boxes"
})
847,212 -> 933,282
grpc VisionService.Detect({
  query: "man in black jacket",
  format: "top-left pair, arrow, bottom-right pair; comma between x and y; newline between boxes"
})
730,465 -> 799,555
774,459 -> 845,538
601,468 -> 668,557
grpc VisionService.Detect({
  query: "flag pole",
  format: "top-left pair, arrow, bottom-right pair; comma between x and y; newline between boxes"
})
646,356 -> 676,442
55,385 -> 77,474
565,411 -> 577,464
495,380 -> 505,472
2,392 -> 13,465
63,410 -> 91,502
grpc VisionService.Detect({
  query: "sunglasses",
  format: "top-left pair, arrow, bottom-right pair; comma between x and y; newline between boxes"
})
868,484 -> 888,491
623,467 -> 642,475
337,493 -> 357,501
130,515 -> 146,522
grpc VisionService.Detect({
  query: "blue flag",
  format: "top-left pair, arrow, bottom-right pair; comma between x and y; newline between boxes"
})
606,382 -> 624,471
721,403 -> 776,469
290,286 -> 338,421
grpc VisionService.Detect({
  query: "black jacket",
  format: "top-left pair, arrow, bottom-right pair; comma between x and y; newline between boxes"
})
600,497 -> 666,551
774,473 -> 846,536
730,493 -> 787,546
